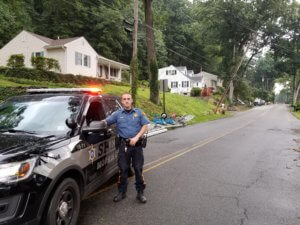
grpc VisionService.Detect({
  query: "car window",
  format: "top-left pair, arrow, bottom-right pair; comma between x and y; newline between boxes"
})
0,95 -> 82,135
104,99 -> 121,117
86,101 -> 106,125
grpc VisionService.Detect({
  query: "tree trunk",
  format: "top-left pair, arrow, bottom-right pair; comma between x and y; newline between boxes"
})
229,80 -> 234,103
293,80 -> 300,106
130,0 -> 139,106
144,0 -> 159,104
215,45 -> 250,113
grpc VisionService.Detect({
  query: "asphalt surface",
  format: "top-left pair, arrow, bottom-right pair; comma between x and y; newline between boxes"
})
78,104 -> 300,225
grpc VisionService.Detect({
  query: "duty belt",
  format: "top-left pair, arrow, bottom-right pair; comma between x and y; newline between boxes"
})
118,137 -> 143,147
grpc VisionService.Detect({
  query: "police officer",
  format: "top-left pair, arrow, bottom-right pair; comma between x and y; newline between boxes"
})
105,93 -> 149,203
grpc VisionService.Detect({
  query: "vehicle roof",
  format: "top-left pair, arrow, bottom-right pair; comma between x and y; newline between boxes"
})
25,88 -> 119,99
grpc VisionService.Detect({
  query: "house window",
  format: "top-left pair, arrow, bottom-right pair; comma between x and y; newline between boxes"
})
171,81 -> 178,88
211,80 -> 217,87
110,68 -> 119,77
84,55 -> 91,67
99,65 -> 103,77
182,81 -> 189,87
32,51 -> 44,57
75,52 -> 82,65
166,70 -> 176,75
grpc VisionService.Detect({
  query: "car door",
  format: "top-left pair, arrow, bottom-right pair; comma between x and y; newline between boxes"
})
102,96 -> 122,176
82,98 -> 117,189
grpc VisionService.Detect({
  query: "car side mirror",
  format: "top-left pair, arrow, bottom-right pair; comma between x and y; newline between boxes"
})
66,118 -> 78,130
82,120 -> 107,134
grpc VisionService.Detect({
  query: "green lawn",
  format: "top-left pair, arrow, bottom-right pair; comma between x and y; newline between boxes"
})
0,75 -> 227,124
292,111 -> 300,120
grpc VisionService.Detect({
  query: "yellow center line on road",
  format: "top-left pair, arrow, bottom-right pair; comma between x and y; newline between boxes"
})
86,108 -> 271,200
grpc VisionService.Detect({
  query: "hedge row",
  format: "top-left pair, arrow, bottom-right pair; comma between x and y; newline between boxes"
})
0,67 -> 130,87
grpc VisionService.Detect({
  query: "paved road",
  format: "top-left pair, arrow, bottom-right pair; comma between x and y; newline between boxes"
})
78,104 -> 300,225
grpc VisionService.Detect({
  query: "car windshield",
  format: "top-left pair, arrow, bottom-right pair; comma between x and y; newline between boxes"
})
0,95 -> 83,135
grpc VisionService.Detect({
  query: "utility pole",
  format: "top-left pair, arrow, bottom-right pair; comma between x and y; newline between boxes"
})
130,0 -> 139,106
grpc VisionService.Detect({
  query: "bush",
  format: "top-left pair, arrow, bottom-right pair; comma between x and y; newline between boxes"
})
214,86 -> 225,95
190,87 -> 202,97
7,54 -> 25,69
46,58 -> 61,71
31,56 -> 47,70
0,67 -> 130,88
31,56 -> 61,71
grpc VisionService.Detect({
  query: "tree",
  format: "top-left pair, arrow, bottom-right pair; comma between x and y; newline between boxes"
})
143,0 -> 159,104
193,0 -> 288,107
270,1 -> 300,105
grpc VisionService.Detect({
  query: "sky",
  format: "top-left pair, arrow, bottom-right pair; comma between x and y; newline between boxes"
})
274,83 -> 284,95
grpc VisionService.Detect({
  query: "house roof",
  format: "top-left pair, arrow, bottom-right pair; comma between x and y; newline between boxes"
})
27,31 -> 80,47
187,75 -> 203,82
25,31 -> 129,69
175,66 -> 187,72
187,70 -> 194,75
27,31 -> 53,44
46,37 -> 81,47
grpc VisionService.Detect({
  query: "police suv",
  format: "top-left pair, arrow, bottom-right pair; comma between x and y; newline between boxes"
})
0,88 -> 121,225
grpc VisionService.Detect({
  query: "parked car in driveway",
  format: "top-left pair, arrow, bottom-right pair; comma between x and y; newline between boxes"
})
0,88 -> 121,225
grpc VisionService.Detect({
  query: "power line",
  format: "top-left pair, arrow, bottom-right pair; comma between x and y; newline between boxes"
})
60,0 -> 208,70
86,0 -> 212,64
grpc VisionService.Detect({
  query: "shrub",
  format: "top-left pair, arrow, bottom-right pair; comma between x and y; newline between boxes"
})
0,67 -> 130,87
190,87 -> 202,97
31,56 -> 61,72
46,58 -> 61,71
7,54 -> 25,69
31,56 -> 47,70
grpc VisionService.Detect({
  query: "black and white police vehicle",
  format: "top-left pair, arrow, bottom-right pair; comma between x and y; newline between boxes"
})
0,88 -> 121,225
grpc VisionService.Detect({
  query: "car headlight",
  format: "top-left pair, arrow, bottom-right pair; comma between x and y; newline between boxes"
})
0,158 -> 37,183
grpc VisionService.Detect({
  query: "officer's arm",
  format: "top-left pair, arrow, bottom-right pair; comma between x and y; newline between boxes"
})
105,111 -> 118,126
130,110 -> 149,146
134,124 -> 148,140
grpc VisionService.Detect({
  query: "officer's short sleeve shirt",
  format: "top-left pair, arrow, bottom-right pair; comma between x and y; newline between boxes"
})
106,108 -> 150,138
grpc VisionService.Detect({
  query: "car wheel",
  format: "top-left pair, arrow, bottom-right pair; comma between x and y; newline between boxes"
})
46,178 -> 81,225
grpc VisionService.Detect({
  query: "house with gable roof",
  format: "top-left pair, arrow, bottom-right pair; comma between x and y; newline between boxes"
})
158,65 -> 223,95
0,30 -> 129,82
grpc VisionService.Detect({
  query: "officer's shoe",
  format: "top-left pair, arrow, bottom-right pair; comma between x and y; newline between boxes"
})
113,192 -> 126,202
136,192 -> 147,203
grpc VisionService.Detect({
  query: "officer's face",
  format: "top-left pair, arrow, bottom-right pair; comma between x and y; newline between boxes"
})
121,94 -> 133,109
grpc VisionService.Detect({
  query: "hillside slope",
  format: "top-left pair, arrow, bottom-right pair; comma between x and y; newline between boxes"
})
0,75 -> 226,124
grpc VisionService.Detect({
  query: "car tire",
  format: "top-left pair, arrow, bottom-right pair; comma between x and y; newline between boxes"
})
45,178 -> 81,225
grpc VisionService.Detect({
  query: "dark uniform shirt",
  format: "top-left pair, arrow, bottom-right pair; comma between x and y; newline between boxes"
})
106,108 -> 150,138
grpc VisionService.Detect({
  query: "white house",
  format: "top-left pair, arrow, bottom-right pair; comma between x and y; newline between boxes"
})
0,30 -> 129,82
158,65 -> 192,95
158,65 -> 222,95
194,71 -> 223,90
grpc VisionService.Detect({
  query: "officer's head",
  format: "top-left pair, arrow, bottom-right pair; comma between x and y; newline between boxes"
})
121,93 -> 133,110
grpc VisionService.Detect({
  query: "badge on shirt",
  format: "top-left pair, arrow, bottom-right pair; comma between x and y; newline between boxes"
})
134,113 -> 138,118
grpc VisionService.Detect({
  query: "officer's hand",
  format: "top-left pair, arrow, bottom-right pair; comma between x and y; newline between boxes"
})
129,137 -> 139,146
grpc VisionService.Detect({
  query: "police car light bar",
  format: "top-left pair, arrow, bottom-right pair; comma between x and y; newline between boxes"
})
27,88 -> 102,94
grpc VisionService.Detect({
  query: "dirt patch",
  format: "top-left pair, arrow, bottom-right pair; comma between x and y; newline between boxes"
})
291,129 -> 300,134
293,139 -> 300,144
292,148 -> 300,153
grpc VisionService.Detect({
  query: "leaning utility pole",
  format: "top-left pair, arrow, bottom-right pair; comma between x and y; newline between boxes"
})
130,0 -> 139,106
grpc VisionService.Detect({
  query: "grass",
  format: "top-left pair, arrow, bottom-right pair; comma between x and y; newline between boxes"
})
0,74 -> 227,124
292,111 -> 300,120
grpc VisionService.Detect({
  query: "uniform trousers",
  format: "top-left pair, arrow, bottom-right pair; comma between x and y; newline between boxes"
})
117,141 -> 145,193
